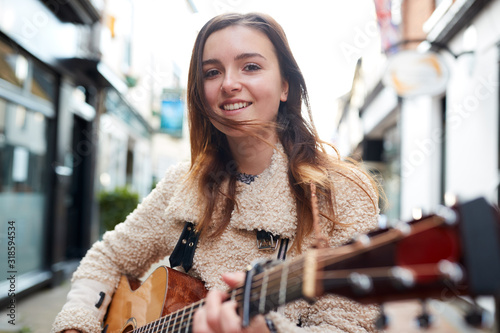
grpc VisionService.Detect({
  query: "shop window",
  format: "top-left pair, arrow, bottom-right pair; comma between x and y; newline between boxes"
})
0,41 -> 26,88
32,61 -> 56,103
0,39 -> 56,104
0,97 -> 48,277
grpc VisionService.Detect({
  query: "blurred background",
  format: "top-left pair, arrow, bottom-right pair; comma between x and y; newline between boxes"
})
0,0 -> 499,332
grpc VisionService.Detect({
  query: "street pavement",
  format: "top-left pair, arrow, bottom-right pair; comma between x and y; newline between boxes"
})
0,281 -> 71,333
0,272 -> 496,333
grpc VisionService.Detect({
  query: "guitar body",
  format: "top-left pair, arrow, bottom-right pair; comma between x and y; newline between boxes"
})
103,266 -> 208,333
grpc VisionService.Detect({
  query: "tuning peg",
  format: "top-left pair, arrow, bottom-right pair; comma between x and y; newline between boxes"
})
348,272 -> 373,294
464,306 -> 493,329
351,233 -> 371,247
465,308 -> 483,327
438,260 -> 464,283
416,312 -> 433,329
435,205 -> 458,225
390,266 -> 415,289
393,222 -> 411,236
374,304 -> 389,330
416,300 -> 433,329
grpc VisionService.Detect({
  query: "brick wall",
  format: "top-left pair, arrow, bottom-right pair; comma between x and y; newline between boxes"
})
401,0 -> 436,49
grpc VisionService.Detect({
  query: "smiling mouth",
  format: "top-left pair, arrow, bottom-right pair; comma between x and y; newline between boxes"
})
221,102 -> 252,111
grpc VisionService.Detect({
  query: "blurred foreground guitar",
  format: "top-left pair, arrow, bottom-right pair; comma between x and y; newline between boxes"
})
102,197 -> 500,332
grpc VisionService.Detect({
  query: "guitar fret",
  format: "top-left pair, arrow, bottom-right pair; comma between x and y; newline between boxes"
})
165,313 -> 172,332
178,307 -> 186,333
173,309 -> 179,331
185,301 -> 203,333
259,270 -> 269,313
159,314 -> 166,332
230,289 -> 237,301
185,305 -> 194,333
279,261 -> 289,305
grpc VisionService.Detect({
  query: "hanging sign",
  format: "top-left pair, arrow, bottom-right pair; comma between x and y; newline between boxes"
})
160,99 -> 184,138
382,50 -> 450,98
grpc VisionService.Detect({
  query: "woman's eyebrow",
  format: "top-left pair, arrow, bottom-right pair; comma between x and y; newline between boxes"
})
202,58 -> 221,66
234,52 -> 266,61
202,53 -> 267,66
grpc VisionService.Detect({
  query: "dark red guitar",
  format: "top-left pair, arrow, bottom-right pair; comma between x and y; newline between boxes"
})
102,197 -> 500,332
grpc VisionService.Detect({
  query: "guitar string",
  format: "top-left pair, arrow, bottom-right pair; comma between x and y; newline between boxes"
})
146,260 -> 440,333
130,244 -> 388,332
320,263 -> 453,280
131,300 -> 205,333
134,260 -> 444,332
132,242 -> 393,333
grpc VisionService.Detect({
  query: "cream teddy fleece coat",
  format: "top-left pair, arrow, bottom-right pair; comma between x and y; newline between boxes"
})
52,145 -> 380,333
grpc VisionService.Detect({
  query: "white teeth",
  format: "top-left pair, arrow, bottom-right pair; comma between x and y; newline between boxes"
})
223,102 -> 249,111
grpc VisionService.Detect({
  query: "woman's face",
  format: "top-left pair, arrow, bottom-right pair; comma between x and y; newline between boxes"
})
202,25 -> 289,139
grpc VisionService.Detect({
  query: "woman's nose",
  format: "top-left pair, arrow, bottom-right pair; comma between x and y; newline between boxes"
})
220,70 -> 242,93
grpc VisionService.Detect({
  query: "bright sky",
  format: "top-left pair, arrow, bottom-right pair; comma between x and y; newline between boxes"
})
132,0 -> 382,141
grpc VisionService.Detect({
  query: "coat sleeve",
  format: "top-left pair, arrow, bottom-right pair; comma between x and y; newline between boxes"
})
270,166 -> 382,332
51,162 -> 189,333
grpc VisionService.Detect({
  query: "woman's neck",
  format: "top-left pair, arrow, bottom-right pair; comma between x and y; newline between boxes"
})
227,133 -> 277,175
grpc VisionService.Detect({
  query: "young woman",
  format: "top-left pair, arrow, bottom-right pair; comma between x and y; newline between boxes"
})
54,12 -> 380,333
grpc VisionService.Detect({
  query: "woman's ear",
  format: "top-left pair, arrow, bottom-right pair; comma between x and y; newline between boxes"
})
281,79 -> 289,102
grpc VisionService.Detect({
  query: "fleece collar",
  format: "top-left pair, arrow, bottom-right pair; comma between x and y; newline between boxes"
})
164,143 -> 298,239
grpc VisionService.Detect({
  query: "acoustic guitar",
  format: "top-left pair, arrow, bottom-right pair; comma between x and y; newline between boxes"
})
102,197 -> 500,332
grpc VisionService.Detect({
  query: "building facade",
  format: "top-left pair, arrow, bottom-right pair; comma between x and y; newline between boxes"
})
0,0 -> 153,306
337,0 -> 499,224
334,0 -> 500,325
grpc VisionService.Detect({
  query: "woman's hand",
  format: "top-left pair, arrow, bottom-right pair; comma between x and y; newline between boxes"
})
62,330 -> 80,333
193,272 -> 270,333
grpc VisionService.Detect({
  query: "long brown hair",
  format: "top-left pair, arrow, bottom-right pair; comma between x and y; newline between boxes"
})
187,12 -> 377,251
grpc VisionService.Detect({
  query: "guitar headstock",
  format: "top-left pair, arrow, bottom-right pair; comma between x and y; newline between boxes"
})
305,197 -> 500,305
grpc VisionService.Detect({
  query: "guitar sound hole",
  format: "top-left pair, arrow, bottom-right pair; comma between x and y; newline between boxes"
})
123,325 -> 134,333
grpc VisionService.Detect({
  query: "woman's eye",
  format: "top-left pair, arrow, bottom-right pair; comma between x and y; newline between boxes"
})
244,63 -> 261,71
204,69 -> 220,78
